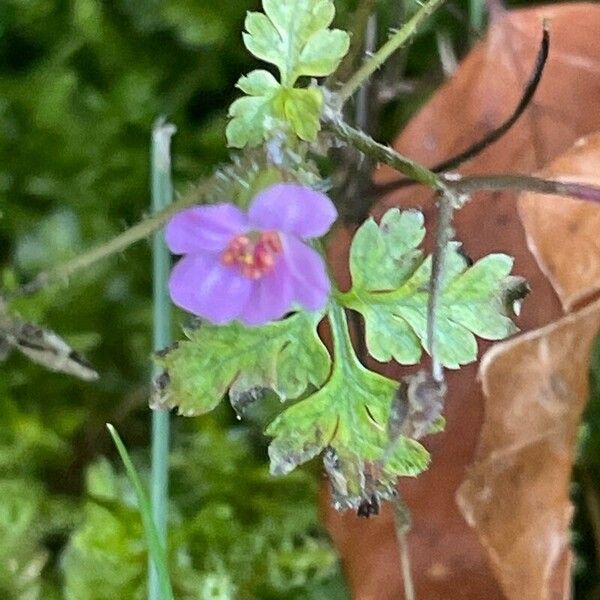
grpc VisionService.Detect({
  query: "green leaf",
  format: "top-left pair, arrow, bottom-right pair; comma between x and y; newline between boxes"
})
228,0 -> 349,147
341,208 -> 523,369
266,305 -> 430,510
155,311 -> 331,416
226,72 -> 323,148
280,87 -> 323,142
243,0 -> 349,85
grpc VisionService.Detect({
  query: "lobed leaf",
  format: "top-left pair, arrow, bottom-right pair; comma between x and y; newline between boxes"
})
341,208 -> 524,369
267,307 -> 430,511
227,0 -> 349,147
154,311 -> 331,416
243,0 -> 348,85
226,72 -> 323,148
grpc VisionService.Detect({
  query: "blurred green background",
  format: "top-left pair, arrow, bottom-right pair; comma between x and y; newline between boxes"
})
0,0 -> 598,598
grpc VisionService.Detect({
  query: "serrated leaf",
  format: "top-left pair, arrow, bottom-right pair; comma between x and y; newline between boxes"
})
226,70 -> 280,148
243,0 -> 349,85
226,72 -> 323,148
229,0 -> 349,148
349,208 -> 425,290
154,311 -> 330,416
341,208 -> 522,369
281,86 -> 323,141
266,306 -> 430,510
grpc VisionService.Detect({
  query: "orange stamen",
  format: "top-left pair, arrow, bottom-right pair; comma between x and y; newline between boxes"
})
220,231 -> 282,279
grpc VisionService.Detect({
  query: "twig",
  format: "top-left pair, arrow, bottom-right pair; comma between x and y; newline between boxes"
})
336,0 -> 447,105
375,25 -> 549,195
6,179 -> 211,299
329,0 -> 379,85
325,119 -> 449,192
427,194 -> 453,383
325,118 -> 600,210
9,148 -> 600,303
444,173 -> 600,203
392,494 -> 416,600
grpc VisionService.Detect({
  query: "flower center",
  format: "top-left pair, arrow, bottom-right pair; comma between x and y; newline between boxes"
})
220,231 -> 282,279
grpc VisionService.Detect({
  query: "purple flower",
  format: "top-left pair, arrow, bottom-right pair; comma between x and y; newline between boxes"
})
166,183 -> 337,326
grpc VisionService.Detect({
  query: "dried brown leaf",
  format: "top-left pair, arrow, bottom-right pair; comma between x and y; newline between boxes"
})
325,3 -> 600,598
519,132 -> 600,311
457,298 -> 600,600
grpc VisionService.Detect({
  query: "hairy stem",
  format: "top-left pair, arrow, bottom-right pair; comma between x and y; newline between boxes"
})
427,194 -> 453,383
336,0 -> 446,104
325,118 -> 600,211
9,170 -> 600,302
8,180 -> 211,299
325,119 -> 449,192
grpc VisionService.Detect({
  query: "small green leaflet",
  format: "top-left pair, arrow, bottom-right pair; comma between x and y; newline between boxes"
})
227,0 -> 349,148
267,305 -> 430,510
226,71 -> 322,149
340,208 -> 524,369
243,0 -> 350,85
154,311 -> 330,416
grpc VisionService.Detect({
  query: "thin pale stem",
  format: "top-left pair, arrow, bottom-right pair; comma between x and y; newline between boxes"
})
8,180 -> 211,299
336,0 -> 446,104
328,301 -> 359,368
427,194 -> 453,383
9,167 -> 600,303
444,174 -> 600,203
392,494 -> 416,600
149,119 -> 176,600
330,0 -> 379,85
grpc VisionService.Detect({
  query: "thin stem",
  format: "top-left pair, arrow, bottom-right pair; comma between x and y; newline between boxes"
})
9,170 -> 600,304
149,120 -> 175,600
336,0 -> 446,104
392,494 -> 416,600
427,194 -> 453,383
324,118 -> 600,215
330,0 -> 379,85
325,119 -> 449,192
355,13 -> 378,131
444,174 -> 600,203
8,179 -> 211,299
328,300 -> 359,368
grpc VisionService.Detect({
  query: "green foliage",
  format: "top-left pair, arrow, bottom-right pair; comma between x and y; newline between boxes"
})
107,425 -> 174,600
0,480 -> 48,600
341,208 -> 522,368
0,1 -> 344,597
267,305 -> 430,509
226,0 -> 349,147
156,311 -> 331,416
63,425 -> 341,600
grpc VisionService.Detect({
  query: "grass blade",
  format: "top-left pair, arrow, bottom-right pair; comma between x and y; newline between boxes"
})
106,423 -> 174,600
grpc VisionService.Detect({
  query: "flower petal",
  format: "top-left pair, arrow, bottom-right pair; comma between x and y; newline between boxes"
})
282,235 -> 331,311
238,260 -> 295,326
165,204 -> 249,254
168,254 -> 252,324
248,183 -> 337,239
